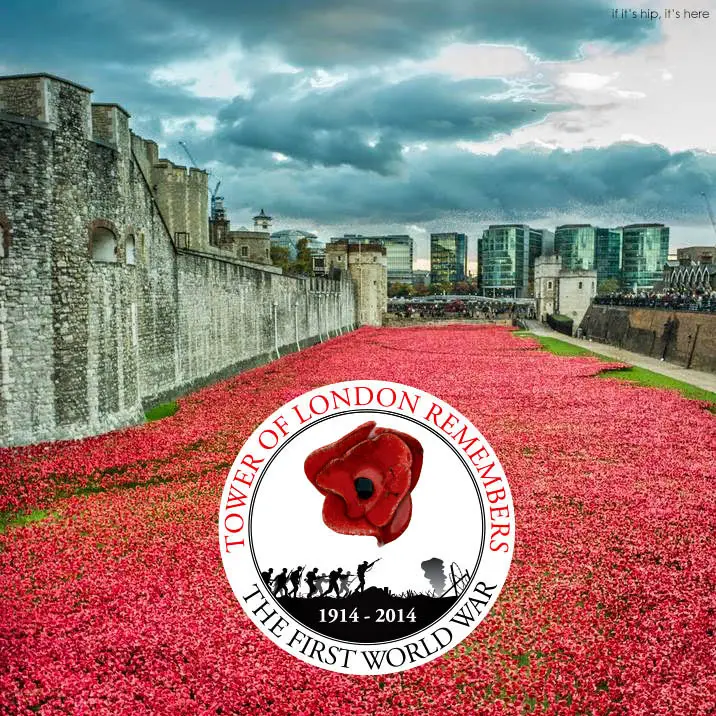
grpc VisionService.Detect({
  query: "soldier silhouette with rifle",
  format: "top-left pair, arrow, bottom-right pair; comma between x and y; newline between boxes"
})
338,571 -> 354,596
288,566 -> 304,597
355,558 -> 380,593
271,567 -> 289,597
325,568 -> 344,597
261,567 -> 273,588
305,567 -> 320,597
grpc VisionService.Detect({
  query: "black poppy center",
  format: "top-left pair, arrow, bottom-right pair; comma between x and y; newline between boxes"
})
354,477 -> 374,500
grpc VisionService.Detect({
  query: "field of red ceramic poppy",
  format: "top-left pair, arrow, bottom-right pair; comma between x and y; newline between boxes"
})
1,325 -> 714,715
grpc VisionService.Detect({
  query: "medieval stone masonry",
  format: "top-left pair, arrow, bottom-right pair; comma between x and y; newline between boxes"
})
0,73 -> 362,447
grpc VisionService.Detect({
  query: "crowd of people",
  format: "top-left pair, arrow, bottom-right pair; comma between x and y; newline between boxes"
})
389,299 -> 536,321
261,560 -> 380,599
594,290 -> 716,313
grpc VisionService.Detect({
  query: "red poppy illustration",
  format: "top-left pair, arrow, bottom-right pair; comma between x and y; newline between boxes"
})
304,421 -> 423,545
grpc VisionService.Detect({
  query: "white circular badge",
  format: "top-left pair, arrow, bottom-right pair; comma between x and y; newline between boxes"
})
219,380 -> 514,675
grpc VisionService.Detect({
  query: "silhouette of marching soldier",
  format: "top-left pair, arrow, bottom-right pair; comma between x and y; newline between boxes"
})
305,567 -> 320,597
338,571 -> 354,596
261,567 -> 273,587
288,566 -> 304,597
314,572 -> 330,596
325,567 -> 344,597
272,567 -> 289,597
355,559 -> 380,593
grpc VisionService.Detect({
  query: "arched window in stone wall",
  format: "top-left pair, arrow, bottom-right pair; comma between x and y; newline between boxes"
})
89,220 -> 119,263
0,215 -> 10,258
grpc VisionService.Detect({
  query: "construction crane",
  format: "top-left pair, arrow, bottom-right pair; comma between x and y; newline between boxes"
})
178,140 -> 200,170
210,181 -> 224,221
700,192 -> 716,242
179,141 -> 224,221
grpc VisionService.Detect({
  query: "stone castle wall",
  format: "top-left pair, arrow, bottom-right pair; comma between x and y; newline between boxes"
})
0,74 -> 357,446
580,305 -> 716,373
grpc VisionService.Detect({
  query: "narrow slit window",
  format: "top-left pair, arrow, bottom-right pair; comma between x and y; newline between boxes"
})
126,234 -> 136,265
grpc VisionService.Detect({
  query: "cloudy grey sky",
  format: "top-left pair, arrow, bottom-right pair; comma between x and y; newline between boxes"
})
2,0 -> 715,269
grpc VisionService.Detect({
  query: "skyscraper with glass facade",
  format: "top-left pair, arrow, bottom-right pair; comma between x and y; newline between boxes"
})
621,224 -> 669,290
477,225 -> 548,297
555,225 -> 596,271
380,235 -> 414,284
329,234 -> 414,284
430,233 -> 467,285
594,228 -> 623,284
555,224 -> 622,284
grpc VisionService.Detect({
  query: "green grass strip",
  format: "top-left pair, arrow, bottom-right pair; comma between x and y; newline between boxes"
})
531,335 -> 612,359
144,401 -> 179,422
517,332 -> 716,407
0,509 -> 51,534
602,366 -> 716,405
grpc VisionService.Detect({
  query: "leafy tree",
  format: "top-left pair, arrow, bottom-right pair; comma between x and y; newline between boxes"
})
597,278 -> 620,295
270,245 -> 292,272
388,282 -> 413,298
293,237 -> 314,276
428,282 -> 453,295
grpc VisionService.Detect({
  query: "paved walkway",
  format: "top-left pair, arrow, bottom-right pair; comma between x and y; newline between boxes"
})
524,320 -> 716,393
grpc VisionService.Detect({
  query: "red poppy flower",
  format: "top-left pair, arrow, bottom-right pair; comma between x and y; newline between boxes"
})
304,421 -> 423,545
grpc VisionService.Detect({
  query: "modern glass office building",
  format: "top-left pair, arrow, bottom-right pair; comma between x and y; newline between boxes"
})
430,233 -> 467,285
555,225 -> 596,271
329,234 -> 414,283
270,229 -> 322,260
380,236 -> 414,284
594,228 -> 623,283
555,224 -> 622,283
621,224 -> 669,290
478,225 -> 546,297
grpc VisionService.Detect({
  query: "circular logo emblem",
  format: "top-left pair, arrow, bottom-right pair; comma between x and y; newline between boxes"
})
219,380 -> 514,675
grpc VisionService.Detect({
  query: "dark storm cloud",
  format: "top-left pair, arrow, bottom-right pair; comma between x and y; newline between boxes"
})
140,0 -> 657,66
213,143 -> 716,224
0,0 -> 183,69
95,67 -> 224,119
215,75 -> 570,174
2,0 -> 690,230
1,0 -> 653,168
0,0 -> 215,132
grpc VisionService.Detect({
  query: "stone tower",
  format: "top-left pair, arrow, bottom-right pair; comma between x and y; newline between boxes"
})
326,240 -> 387,326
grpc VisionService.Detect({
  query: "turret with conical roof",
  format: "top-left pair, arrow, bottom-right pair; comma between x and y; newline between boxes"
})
253,208 -> 272,231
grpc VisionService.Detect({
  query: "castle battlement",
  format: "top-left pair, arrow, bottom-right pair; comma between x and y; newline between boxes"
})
0,72 -> 91,92
149,158 -> 209,249
1,73 -> 249,259
0,73 -> 137,151
0,71 -> 374,447
91,103 -> 130,147
0,73 -> 92,136
0,72 -> 212,251
151,156 -> 207,178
